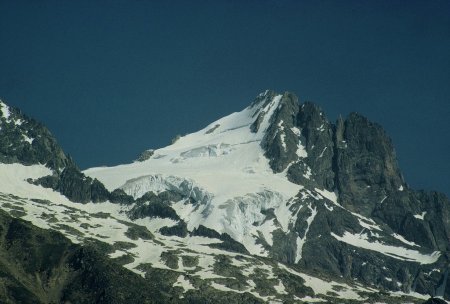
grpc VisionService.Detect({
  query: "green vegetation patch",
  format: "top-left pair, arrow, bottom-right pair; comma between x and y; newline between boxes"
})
1,202 -> 25,211
182,255 -> 199,268
213,255 -> 245,280
113,241 -> 137,251
30,198 -> 52,205
54,224 -> 84,238
137,263 -> 180,284
273,268 -> 314,298
83,238 -> 114,254
8,209 -> 27,217
161,250 -> 181,269
40,212 -> 59,223
212,278 -> 249,291
113,254 -> 135,266
90,211 -> 110,219
124,224 -> 153,240
79,222 -> 92,229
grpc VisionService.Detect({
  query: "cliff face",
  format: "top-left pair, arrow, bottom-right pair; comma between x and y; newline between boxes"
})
0,100 -> 72,171
260,92 -> 404,216
334,112 -> 404,215
253,91 -> 450,297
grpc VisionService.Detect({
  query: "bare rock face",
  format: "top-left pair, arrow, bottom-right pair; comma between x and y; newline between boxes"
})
289,101 -> 335,190
373,190 -> 450,252
261,92 -> 300,173
0,100 -> 73,171
255,92 -> 450,297
334,112 -> 404,215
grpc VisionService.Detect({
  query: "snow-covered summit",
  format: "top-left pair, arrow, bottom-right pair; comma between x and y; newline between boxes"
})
84,90 -> 442,270
0,99 -> 72,170
85,91 -> 306,254
85,91 -> 295,192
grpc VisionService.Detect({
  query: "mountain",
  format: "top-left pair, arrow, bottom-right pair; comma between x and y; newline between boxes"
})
0,93 -> 449,303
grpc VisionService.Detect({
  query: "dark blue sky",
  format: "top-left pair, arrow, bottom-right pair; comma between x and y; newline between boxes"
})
0,0 -> 449,196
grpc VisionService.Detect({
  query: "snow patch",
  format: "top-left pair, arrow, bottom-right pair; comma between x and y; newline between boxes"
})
314,188 -> 338,205
173,275 -> 195,293
209,281 -> 272,301
259,218 -> 277,246
1,101 -> 11,120
109,250 -> 127,258
0,163 -> 53,198
303,166 -> 312,179
296,141 -> 307,158
332,231 -> 440,264
318,146 -> 327,158
414,211 -> 427,220
351,212 -> 382,231
290,126 -> 307,158
357,218 -> 382,232
277,120 -> 287,151
277,263 -> 371,300
22,134 -> 34,144
392,233 -> 420,247
298,296 -> 327,302
273,280 -> 288,295
291,126 -> 301,136
324,203 -> 334,212
295,204 -> 317,263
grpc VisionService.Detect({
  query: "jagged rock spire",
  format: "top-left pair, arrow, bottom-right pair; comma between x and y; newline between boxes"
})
0,99 -> 73,170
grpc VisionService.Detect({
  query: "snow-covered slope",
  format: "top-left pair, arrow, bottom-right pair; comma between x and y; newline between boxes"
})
86,91 -> 292,195
0,161 -> 401,303
85,91 -> 305,256
85,91 -> 442,270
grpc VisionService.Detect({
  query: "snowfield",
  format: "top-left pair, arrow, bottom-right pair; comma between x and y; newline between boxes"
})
85,93 -> 304,256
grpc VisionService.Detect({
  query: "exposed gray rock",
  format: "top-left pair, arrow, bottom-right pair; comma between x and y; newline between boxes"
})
33,165 -> 110,204
0,101 -> 73,170
372,190 -> 450,252
136,149 -> 154,162
261,92 -> 300,172
249,90 -> 278,133
127,191 -> 181,221
334,112 -> 404,215
288,102 -> 335,190
423,298 -> 447,304
191,225 -> 249,254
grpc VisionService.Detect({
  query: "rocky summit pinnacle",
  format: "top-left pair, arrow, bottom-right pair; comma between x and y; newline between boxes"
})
0,100 -> 72,170
0,91 -> 449,303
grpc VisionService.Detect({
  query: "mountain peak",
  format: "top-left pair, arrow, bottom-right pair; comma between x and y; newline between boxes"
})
1,92 -> 450,302
0,99 -> 72,170
248,89 -> 276,109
